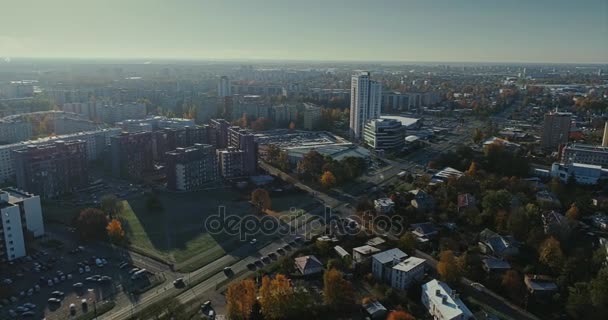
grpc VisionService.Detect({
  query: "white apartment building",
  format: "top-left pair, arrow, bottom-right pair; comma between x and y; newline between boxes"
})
218,76 -> 232,98
349,71 -> 382,139
391,257 -> 426,290
363,118 -> 404,151
0,119 -> 32,143
0,188 -> 44,262
421,279 -> 474,320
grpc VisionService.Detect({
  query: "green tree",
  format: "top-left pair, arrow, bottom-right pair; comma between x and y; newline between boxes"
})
398,232 -> 417,255
76,208 -> 108,241
251,188 -> 272,213
100,194 -> 122,218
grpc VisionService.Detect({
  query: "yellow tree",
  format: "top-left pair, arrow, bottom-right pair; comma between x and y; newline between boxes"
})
319,171 -> 337,189
437,250 -> 462,284
466,161 -> 478,176
251,188 -> 272,213
258,274 -> 293,320
565,204 -> 580,220
226,279 -> 257,320
323,268 -> 354,307
106,219 -> 125,243
539,236 -> 564,271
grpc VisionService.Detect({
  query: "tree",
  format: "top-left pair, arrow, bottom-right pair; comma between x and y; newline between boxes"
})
277,151 -> 290,172
590,267 -> 608,311
539,236 -> 565,272
566,203 -> 580,220
482,189 -> 512,215
106,219 -> 125,243
258,274 -> 293,320
266,144 -> 281,163
145,191 -> 163,212
398,232 -> 417,255
502,270 -> 523,300
319,171 -> 337,189
289,121 -> 296,130
323,268 -> 355,307
567,282 -> 592,319
297,150 -> 325,180
472,128 -> 484,144
387,310 -> 416,320
76,208 -> 108,241
466,161 -> 478,176
226,279 -> 257,320
251,188 -> 272,213
100,194 -> 122,218
437,250 -> 462,285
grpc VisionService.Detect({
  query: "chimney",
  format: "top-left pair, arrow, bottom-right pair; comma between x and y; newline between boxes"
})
435,289 -> 441,296
602,121 -> 608,147
442,296 -> 448,304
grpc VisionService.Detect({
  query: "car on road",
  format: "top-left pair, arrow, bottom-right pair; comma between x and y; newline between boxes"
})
173,278 -> 185,288
70,303 -> 76,315
21,311 -> 35,317
267,253 -> 278,260
47,298 -> 61,304
283,244 -> 291,251
73,282 -> 83,289
84,266 -> 91,273
51,291 -> 64,299
249,238 -> 257,244
223,267 -> 233,276
276,248 -> 285,255
261,256 -> 271,264
246,263 -> 256,270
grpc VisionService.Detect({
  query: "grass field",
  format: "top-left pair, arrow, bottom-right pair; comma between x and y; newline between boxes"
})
43,188 -> 319,272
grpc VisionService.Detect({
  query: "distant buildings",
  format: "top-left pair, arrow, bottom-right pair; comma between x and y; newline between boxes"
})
13,140 -> 88,198
303,103 -> 322,130
111,132 -> 154,181
421,279 -> 474,320
374,198 -> 395,214
381,91 -> 441,112
228,126 -> 258,176
62,101 -> 147,123
217,76 -> 232,98
217,148 -> 245,179
372,248 -> 408,283
349,71 -> 382,139
0,117 -> 32,144
165,144 -> 217,191
363,118 -> 405,151
0,80 -> 35,99
117,116 -> 196,133
0,188 -> 44,262
0,128 -> 120,183
541,111 -> 571,152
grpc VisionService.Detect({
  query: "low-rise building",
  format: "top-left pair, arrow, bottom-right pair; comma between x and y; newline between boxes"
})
481,257 -> 511,274
362,300 -> 388,320
550,162 -> 606,185
421,279 -> 474,320
561,143 -> 608,167
391,256 -> 426,290
371,248 -> 408,283
352,245 -> 381,264
478,229 -> 519,258
294,255 -> 323,275
374,198 -> 395,214
410,189 -> 435,212
524,274 -> 558,297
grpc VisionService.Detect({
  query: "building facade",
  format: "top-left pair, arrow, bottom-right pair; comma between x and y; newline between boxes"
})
165,144 -> 217,191
349,71 -> 382,139
13,140 -> 88,198
391,257 -> 426,290
561,143 -> 608,167
110,132 -> 154,181
541,112 -> 571,152
217,147 -> 245,178
363,118 -> 405,151
218,76 -> 232,98
303,103 -> 321,130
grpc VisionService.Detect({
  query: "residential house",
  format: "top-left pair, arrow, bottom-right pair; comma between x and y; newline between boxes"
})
481,257 -> 511,274
478,229 -> 519,258
334,245 -> 350,259
352,245 -> 381,264
457,193 -> 476,213
294,255 -> 323,275
410,189 -> 435,212
411,222 -> 439,241
371,248 -> 408,283
542,210 -> 570,239
524,274 -> 558,297
362,300 -> 388,320
391,256 -> 426,290
421,279 -> 474,320
374,197 -> 395,214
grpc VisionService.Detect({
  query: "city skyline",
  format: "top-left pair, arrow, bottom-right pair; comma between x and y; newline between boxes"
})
1,0 -> 607,64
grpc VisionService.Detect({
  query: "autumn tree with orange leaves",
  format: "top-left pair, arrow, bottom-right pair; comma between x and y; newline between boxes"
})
320,171 -> 337,189
106,219 -> 125,243
259,274 -> 293,320
226,279 -> 257,320
323,268 -> 355,308
387,310 -> 416,320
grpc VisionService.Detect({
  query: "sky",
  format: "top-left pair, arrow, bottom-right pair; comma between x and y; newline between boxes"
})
1,0 -> 607,63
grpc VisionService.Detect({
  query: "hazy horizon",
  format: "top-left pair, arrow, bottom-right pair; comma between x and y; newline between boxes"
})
2,0 -> 607,64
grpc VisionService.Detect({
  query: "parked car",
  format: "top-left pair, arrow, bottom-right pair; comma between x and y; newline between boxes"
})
173,278 -> 185,288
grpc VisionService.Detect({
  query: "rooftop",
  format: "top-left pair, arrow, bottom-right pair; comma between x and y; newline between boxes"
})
423,279 -> 473,320
372,248 -> 407,264
393,256 -> 426,272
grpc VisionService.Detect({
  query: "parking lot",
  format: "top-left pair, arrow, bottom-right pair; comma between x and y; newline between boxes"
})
0,237 -> 160,320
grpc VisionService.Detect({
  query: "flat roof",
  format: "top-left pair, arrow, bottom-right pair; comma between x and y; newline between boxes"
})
393,256 -> 426,272
380,115 -> 420,127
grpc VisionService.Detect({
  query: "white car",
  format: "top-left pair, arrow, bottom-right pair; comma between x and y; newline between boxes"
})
84,266 -> 91,272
